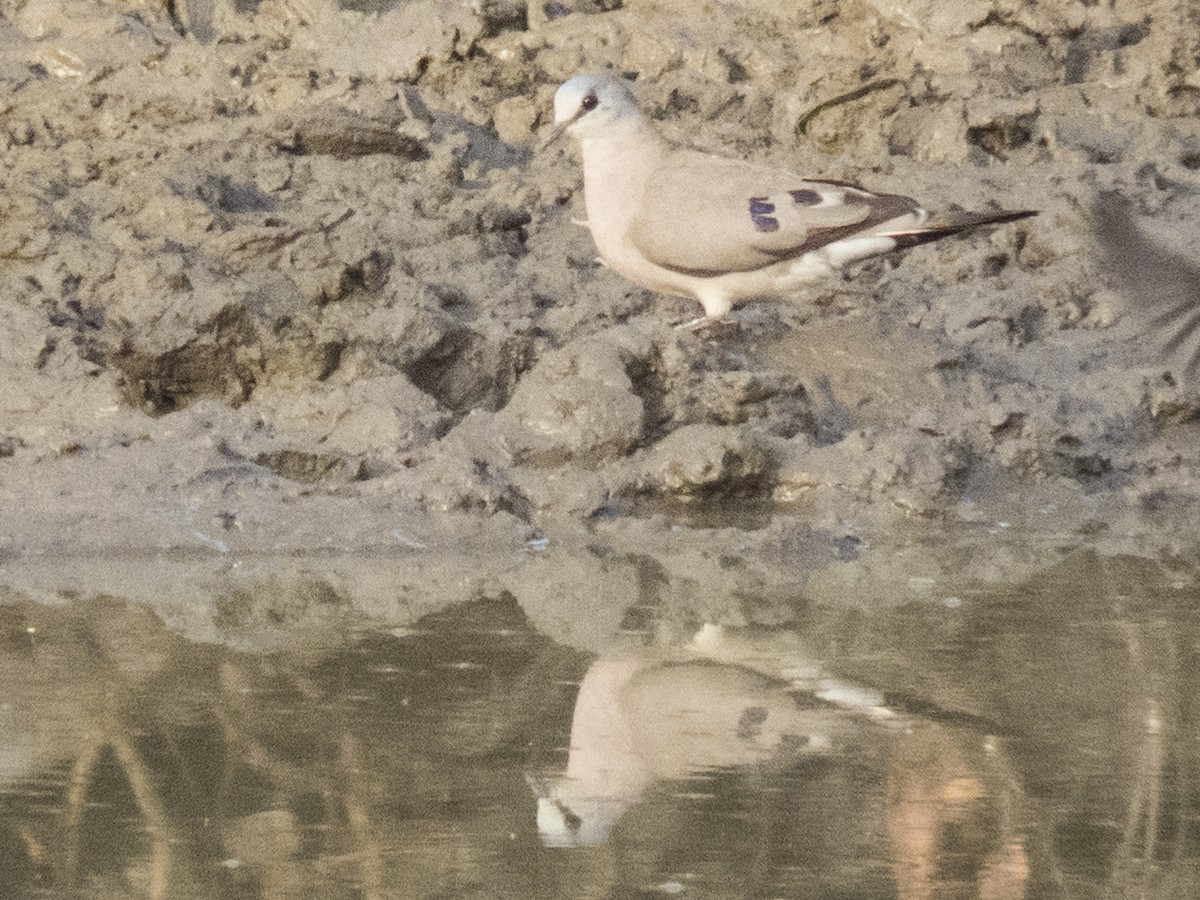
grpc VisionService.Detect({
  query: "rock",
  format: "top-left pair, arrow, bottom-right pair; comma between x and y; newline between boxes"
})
495,331 -> 647,468
625,424 -> 776,499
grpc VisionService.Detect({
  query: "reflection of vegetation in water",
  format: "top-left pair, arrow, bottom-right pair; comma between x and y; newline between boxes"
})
996,555 -> 1200,900
0,551 -> 1198,898
0,594 -> 585,898
819,551 -> 1200,899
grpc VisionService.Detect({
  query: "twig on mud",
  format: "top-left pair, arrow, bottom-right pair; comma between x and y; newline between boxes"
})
795,78 -> 902,135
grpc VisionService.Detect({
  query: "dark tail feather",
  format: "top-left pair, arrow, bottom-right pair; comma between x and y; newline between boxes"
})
887,208 -> 1038,249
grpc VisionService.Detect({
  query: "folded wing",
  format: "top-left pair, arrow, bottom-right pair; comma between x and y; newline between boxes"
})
627,147 -> 924,275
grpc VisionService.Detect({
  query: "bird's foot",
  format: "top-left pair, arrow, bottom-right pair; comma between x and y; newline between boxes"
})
673,313 -> 741,332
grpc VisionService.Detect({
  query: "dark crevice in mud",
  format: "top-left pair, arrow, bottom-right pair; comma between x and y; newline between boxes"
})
254,449 -> 369,484
966,115 -> 1036,161
809,376 -> 855,447
624,350 -> 672,448
313,341 -> 346,381
112,307 -> 262,416
1063,18 -> 1153,83
623,495 -> 783,531
42,296 -> 108,370
1053,436 -> 1112,481
970,15 -> 1043,43
472,456 -> 535,522
438,458 -> 534,521
624,345 -> 817,450
316,251 -> 395,306
495,483 -> 534,523
282,108 -> 431,161
403,326 -> 530,417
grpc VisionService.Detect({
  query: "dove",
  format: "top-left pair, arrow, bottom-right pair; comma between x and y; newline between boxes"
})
542,73 -> 1036,325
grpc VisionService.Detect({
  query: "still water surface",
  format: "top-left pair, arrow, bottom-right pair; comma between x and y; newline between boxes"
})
1,548 -> 1197,899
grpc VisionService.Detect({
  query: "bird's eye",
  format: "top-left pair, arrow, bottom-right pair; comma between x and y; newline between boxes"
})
581,93 -> 599,112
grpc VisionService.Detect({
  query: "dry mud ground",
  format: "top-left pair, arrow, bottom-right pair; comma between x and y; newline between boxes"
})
2,0 -> 1200,628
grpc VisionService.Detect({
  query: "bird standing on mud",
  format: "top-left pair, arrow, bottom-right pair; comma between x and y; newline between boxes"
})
541,72 -> 1037,326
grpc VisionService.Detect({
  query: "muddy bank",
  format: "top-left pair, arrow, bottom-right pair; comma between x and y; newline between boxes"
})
2,0 -> 1200,607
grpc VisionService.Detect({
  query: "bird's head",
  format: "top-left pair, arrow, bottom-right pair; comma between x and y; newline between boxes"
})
541,73 -> 640,149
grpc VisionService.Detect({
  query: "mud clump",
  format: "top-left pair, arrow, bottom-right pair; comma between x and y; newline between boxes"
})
0,0 -> 1198,561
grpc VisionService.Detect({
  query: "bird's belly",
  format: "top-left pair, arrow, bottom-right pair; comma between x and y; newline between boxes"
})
588,228 -> 695,298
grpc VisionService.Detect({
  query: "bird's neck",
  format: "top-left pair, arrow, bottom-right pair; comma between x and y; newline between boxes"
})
578,119 -> 664,239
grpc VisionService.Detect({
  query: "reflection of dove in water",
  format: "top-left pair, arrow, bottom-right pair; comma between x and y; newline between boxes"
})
532,625 -> 894,847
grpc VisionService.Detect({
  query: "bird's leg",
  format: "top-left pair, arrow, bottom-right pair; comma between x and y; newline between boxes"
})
672,290 -> 740,330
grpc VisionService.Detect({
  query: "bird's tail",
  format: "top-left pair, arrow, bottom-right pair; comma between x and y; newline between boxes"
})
884,208 -> 1038,249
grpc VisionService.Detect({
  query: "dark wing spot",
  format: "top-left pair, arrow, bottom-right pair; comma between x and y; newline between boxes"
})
789,189 -> 821,205
556,800 -> 583,831
737,705 -> 769,740
749,197 -> 779,232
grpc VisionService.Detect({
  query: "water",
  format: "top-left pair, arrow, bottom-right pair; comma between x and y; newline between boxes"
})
1,544 -> 1198,899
